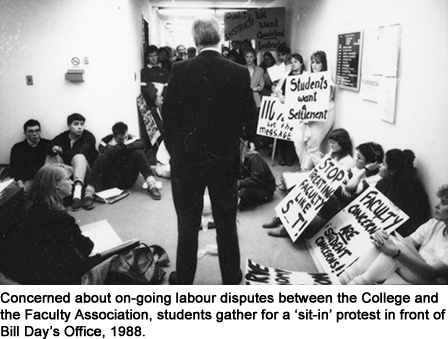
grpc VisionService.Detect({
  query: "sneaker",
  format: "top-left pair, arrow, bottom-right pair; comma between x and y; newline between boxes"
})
71,197 -> 83,211
82,195 -> 95,210
147,185 -> 161,200
262,216 -> 282,229
268,225 -> 288,238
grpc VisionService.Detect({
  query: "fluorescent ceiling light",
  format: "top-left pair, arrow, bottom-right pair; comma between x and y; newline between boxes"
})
158,8 -> 215,16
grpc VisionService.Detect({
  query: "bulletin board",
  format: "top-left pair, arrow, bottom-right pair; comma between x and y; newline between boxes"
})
335,31 -> 363,91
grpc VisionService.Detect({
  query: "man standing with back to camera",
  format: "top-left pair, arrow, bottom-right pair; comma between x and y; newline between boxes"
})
163,15 -> 255,284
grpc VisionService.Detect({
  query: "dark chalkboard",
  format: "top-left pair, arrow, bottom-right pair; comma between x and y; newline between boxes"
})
336,31 -> 363,91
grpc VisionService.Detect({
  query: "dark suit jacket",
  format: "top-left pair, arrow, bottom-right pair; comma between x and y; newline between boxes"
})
162,49 -> 255,180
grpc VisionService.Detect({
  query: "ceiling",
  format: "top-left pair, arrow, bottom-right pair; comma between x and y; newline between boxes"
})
149,0 -> 275,45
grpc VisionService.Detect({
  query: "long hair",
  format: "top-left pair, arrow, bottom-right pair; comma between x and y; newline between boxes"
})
328,128 -> 353,158
30,164 -> 73,210
356,142 -> 384,164
311,50 -> 328,72
376,149 -> 430,236
291,53 -> 306,74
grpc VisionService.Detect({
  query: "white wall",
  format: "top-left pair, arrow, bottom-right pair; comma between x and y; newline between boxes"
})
0,0 -> 172,164
269,0 -> 448,211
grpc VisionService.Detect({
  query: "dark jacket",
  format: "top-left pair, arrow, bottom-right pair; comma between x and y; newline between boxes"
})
9,139 -> 51,181
162,49 -> 255,180
7,201 -> 95,284
48,130 -> 98,166
240,152 -> 276,194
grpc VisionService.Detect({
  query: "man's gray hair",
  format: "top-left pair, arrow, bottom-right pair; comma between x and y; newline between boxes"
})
191,15 -> 221,48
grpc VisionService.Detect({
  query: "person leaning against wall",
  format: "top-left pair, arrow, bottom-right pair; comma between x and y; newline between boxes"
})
9,119 -> 51,196
46,113 -> 98,211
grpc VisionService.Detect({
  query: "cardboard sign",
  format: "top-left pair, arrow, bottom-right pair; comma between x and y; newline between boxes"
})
275,156 -> 348,242
136,94 -> 161,146
285,71 -> 332,122
254,7 -> 286,52
307,185 -> 409,277
245,259 -> 340,285
224,7 -> 286,52
224,10 -> 256,41
256,96 -> 293,141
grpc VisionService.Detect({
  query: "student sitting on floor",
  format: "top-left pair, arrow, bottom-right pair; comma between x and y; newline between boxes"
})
340,183 -> 448,285
5,164 -> 99,284
47,113 -> 98,211
238,139 -> 276,211
84,121 -> 161,210
9,119 -> 51,195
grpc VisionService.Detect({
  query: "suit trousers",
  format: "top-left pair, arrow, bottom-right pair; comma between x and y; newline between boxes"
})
171,174 -> 240,284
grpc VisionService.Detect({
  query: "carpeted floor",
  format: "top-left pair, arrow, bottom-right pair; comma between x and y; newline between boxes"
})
70,149 -> 318,285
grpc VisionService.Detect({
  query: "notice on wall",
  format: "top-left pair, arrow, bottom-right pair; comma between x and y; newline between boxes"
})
136,94 -> 161,146
335,31 -> 363,91
284,71 -> 332,122
245,259 -> 340,285
307,185 -> 409,277
275,156 -> 348,242
224,7 -> 286,52
256,96 -> 294,141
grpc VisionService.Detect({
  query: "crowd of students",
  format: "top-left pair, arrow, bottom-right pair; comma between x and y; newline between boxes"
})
2,38 -> 447,285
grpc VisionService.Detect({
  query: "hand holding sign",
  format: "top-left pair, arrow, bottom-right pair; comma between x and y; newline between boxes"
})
275,156 -> 348,242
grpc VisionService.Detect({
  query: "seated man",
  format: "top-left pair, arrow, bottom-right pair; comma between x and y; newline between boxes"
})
84,121 -> 161,210
9,119 -> 51,194
47,113 -> 98,211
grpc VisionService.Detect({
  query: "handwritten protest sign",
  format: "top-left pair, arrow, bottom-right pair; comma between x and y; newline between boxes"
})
256,96 -> 294,141
275,156 -> 348,242
254,7 -> 286,51
308,185 -> 409,278
224,8 -> 286,52
224,10 -> 256,41
136,94 -> 161,146
245,259 -> 340,285
285,71 -> 332,122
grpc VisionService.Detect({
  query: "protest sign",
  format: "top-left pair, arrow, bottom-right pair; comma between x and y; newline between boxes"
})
224,7 -> 286,52
285,71 -> 332,122
275,156 -> 348,242
308,185 -> 409,277
256,96 -> 294,141
254,7 -> 286,52
136,94 -> 161,146
224,10 -> 256,41
245,259 -> 340,285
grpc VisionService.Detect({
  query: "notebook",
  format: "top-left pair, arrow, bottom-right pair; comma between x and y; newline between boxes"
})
94,187 -> 129,204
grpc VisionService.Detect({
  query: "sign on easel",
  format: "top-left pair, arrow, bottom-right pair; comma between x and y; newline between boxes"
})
245,259 -> 340,285
307,185 -> 409,277
136,94 -> 161,146
285,71 -> 333,122
275,156 -> 348,242
256,96 -> 293,141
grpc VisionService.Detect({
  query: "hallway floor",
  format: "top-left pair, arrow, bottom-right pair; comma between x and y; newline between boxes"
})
70,148 -> 318,285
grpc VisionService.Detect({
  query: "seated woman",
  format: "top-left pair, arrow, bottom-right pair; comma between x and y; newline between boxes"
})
266,140 -> 383,238
340,183 -> 448,285
238,140 -> 276,211
6,164 -> 99,284
376,149 -> 430,237
281,128 -> 355,192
